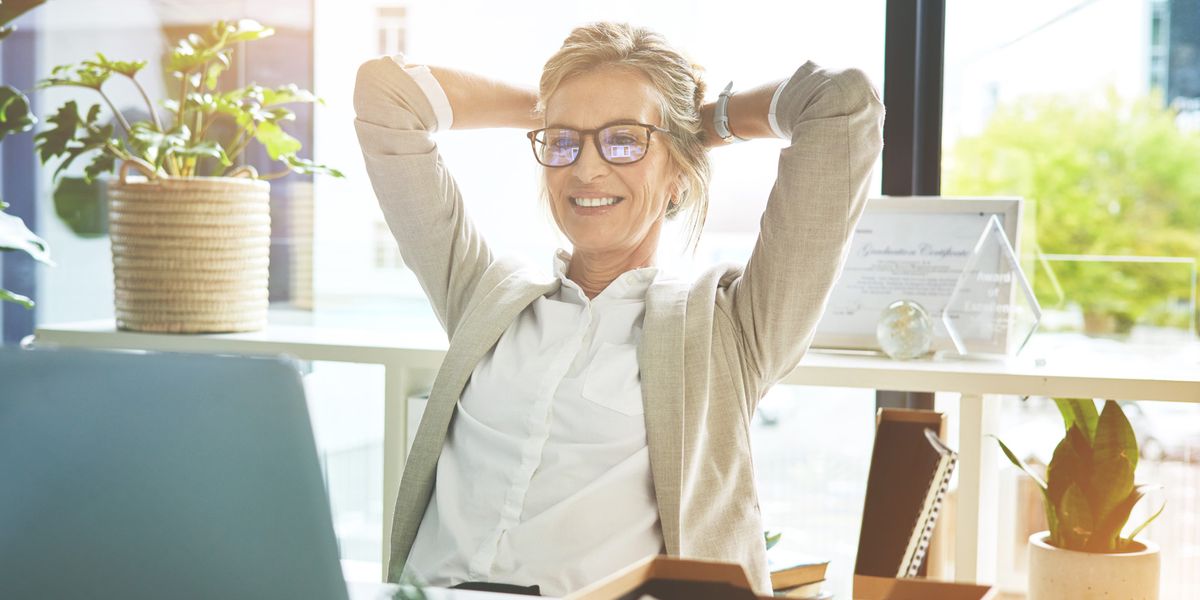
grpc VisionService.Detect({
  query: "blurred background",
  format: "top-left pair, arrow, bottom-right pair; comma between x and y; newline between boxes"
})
2,1 -> 1197,598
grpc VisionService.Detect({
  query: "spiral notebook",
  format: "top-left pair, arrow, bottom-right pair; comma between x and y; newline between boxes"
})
854,408 -> 958,579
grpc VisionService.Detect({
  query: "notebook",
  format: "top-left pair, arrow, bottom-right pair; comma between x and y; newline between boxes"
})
853,408 -> 958,579
0,347 -> 350,600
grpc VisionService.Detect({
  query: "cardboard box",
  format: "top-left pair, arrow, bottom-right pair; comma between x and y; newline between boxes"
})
853,575 -> 996,600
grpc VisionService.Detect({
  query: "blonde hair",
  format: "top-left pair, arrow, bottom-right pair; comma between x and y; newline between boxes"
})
535,22 -> 711,252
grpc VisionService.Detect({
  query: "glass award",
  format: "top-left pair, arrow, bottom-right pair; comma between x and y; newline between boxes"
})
942,215 -> 1042,356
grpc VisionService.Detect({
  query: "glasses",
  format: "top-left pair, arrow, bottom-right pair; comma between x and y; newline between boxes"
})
526,121 -> 671,167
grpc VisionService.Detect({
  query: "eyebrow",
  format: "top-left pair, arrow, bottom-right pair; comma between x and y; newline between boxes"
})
543,118 -> 652,130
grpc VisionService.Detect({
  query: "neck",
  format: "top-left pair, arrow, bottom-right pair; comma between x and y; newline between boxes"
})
566,243 -> 657,299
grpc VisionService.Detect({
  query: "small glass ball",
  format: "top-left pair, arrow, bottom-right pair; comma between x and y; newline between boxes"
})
876,300 -> 934,360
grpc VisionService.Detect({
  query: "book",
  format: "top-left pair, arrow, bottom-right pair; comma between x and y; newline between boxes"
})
854,409 -> 957,579
768,553 -> 829,591
777,578 -> 828,598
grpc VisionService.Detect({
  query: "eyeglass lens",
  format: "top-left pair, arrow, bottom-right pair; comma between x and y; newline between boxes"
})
535,124 -> 650,166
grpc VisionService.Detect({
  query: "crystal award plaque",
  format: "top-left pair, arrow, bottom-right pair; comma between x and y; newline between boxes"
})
942,215 -> 1041,356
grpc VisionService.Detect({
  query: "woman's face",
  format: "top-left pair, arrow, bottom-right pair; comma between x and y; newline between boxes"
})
542,67 -> 681,258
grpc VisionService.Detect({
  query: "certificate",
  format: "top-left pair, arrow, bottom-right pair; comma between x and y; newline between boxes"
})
813,197 -> 1023,353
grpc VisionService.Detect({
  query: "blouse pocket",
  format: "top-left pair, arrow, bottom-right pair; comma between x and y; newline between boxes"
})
581,341 -> 645,417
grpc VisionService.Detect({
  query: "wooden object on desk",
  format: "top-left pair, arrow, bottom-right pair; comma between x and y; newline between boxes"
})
565,555 -> 772,599
854,409 -> 955,579
853,575 -> 996,600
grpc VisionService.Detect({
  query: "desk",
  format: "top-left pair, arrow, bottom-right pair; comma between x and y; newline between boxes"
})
32,320 -> 1200,585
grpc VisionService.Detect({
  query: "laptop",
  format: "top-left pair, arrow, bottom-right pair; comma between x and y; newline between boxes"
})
0,347 -> 350,600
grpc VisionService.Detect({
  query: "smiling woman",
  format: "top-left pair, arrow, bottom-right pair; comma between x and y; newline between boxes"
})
353,21 -> 884,596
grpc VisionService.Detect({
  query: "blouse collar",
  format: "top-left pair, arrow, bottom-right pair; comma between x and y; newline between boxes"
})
552,248 -> 661,303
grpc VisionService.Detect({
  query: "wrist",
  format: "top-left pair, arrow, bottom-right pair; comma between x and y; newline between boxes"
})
713,81 -> 748,144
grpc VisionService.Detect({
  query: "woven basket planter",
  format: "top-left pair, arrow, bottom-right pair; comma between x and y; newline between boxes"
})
107,162 -> 271,333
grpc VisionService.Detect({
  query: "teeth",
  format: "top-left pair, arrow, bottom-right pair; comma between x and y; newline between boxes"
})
572,196 -> 622,207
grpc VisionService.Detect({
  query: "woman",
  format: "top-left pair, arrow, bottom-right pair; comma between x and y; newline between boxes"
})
354,22 -> 884,596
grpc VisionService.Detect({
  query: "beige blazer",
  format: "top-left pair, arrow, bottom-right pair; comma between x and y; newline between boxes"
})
354,57 -> 884,595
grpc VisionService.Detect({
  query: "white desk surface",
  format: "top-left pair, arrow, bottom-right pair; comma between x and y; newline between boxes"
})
35,319 -> 1200,402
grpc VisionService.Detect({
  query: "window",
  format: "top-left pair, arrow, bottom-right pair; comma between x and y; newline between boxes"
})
942,2 -> 1200,597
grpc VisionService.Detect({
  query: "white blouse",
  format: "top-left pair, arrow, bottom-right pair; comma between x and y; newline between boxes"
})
403,251 -> 666,596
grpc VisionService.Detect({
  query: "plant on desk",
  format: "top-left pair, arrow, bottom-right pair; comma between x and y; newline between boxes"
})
32,19 -> 342,334
994,398 -> 1165,600
0,0 -> 51,309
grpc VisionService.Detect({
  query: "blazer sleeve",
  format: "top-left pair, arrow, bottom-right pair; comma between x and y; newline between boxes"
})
353,57 -> 494,339
728,61 -> 885,386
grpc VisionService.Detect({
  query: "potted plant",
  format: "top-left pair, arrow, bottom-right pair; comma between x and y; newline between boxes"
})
0,0 -> 51,309
995,398 -> 1165,599
34,18 -> 342,332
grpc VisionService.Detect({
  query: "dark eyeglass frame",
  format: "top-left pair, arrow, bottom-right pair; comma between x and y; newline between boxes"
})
526,120 -> 671,167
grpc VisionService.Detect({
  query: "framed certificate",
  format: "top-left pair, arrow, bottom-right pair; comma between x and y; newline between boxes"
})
812,196 -> 1024,354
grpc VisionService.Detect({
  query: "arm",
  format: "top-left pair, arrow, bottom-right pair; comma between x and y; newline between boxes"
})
353,57 -> 538,338
723,62 -> 886,388
698,78 -> 787,146
425,65 -> 542,130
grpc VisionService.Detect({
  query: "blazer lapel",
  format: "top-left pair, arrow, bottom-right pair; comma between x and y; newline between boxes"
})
640,279 -> 690,557
388,269 -> 559,578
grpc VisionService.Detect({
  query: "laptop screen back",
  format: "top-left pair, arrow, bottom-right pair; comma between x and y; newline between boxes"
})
0,347 -> 349,600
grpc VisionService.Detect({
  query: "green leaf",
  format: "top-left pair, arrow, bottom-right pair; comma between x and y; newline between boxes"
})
1094,400 -> 1139,479
52,176 -> 107,238
1092,484 -> 1163,552
992,434 -> 1047,491
35,62 -> 111,91
0,287 -> 34,309
0,85 -> 37,142
281,153 -> 344,178
254,121 -> 301,160
167,140 -> 231,166
0,210 -> 53,265
1046,426 -> 1091,506
262,84 -> 320,107
224,19 -> 274,43
84,52 -> 147,78
1087,453 -> 1134,548
1124,485 -> 1166,544
1054,398 -> 1099,442
764,531 -> 782,551
34,101 -> 83,164
1057,482 -> 1094,550
83,151 -> 116,183
203,61 -> 226,91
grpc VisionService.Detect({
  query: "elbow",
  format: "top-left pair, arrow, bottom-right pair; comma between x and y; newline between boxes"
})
835,68 -> 885,119
835,68 -> 885,152
353,58 -> 394,118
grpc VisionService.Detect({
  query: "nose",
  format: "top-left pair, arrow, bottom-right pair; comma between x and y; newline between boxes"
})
570,133 -> 610,182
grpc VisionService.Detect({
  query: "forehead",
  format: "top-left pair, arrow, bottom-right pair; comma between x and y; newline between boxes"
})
544,67 -> 663,129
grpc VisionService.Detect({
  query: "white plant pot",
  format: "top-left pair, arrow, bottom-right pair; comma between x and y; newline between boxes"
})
1028,531 -> 1160,600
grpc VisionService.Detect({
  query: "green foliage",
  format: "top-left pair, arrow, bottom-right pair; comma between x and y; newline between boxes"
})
944,91 -> 1200,332
0,0 -> 48,308
0,85 -> 37,142
764,530 -> 782,551
994,399 -> 1164,553
34,19 -> 341,181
